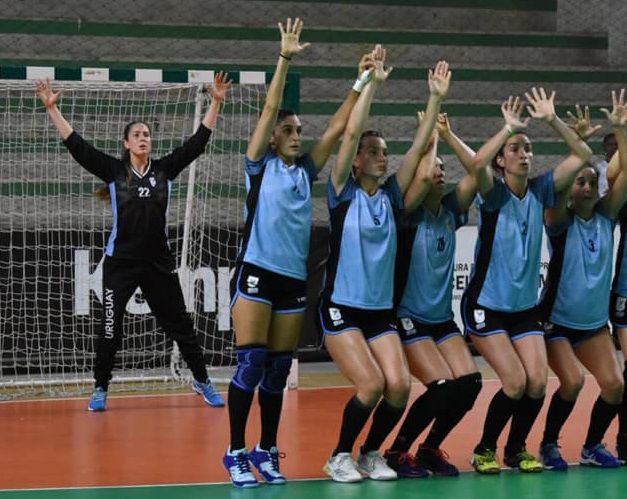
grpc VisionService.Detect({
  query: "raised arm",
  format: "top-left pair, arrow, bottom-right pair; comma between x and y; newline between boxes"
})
202,71 -> 232,130
396,61 -> 451,194
331,45 -> 391,195
246,18 -> 310,161
437,113 -> 475,169
601,89 -> 627,218
565,104 -> 603,142
525,87 -> 593,193
403,131 -> 437,212
308,51 -> 374,171
473,96 -> 529,195
36,78 -> 73,140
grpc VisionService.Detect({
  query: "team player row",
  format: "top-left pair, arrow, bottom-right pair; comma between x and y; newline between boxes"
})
223,19 -> 627,488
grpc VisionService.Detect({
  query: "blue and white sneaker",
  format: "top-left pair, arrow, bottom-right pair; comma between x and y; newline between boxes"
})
539,443 -> 568,471
192,379 -> 225,407
580,443 -> 621,468
249,444 -> 286,484
88,387 -> 107,412
223,447 -> 259,488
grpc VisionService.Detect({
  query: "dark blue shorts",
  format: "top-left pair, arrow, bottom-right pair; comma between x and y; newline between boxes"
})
397,317 -> 462,345
544,322 -> 607,348
230,262 -> 307,313
461,294 -> 543,342
318,297 -> 398,342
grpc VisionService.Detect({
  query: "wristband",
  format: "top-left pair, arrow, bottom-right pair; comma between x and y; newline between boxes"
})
279,53 -> 292,61
352,69 -> 372,93
505,124 -> 518,137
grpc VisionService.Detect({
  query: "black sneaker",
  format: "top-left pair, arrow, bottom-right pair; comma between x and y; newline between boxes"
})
384,449 -> 429,478
416,444 -> 459,477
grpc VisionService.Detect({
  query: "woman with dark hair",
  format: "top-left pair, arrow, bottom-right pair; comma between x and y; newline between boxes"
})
463,88 -> 593,474
36,72 -> 232,411
383,103 -> 527,478
537,90 -> 627,470
319,52 -> 451,483
223,18 -> 377,488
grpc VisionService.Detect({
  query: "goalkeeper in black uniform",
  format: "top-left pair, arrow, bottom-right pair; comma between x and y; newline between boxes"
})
36,73 -> 231,411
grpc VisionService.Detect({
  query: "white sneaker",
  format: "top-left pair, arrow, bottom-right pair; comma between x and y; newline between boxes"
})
357,450 -> 398,480
323,453 -> 363,483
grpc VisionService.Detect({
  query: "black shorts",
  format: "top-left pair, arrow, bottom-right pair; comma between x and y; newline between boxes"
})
544,322 -> 607,348
318,297 -> 398,342
397,317 -> 462,345
230,262 -> 307,313
461,294 -> 543,341
610,292 -> 627,329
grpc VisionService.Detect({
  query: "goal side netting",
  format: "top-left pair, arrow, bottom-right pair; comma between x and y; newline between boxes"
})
0,74 -> 266,399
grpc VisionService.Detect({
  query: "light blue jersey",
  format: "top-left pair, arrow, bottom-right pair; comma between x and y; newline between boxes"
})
397,192 -> 468,323
323,175 -> 403,309
239,151 -> 317,280
541,205 -> 615,329
466,172 -> 555,312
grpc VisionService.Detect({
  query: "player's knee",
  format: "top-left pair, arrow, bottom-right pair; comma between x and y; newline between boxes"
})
526,371 -> 547,399
231,345 -> 268,392
600,376 -> 624,405
559,373 -> 584,399
455,372 -> 483,412
384,373 -> 411,406
259,351 -> 293,394
502,373 -> 526,400
357,374 -> 385,406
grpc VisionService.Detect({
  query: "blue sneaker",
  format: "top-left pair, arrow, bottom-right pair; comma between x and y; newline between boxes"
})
580,443 -> 621,468
540,443 -> 568,471
88,387 -> 107,412
192,379 -> 225,407
223,447 -> 258,488
249,444 -> 286,484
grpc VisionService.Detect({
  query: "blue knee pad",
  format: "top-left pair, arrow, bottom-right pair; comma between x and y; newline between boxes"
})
259,352 -> 293,394
455,372 -> 482,412
232,346 -> 267,393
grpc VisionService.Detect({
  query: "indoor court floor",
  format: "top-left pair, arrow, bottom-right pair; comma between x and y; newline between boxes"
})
1,364 -> 626,498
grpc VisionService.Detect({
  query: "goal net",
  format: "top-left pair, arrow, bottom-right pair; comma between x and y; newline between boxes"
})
0,70 -> 268,399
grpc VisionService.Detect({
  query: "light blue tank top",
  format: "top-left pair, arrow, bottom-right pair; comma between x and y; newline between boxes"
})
239,151 -> 317,280
398,192 -> 468,323
469,172 -> 555,312
324,175 -> 403,309
543,205 -> 614,329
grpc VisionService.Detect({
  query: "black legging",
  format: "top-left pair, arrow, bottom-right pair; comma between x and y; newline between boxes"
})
94,256 -> 207,389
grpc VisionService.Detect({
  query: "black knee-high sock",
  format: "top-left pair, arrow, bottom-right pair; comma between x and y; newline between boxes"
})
259,388 -> 283,450
362,400 -> 406,453
334,396 -> 376,455
424,373 -> 482,449
228,382 -> 255,450
542,391 -> 576,446
505,394 -> 545,457
619,361 -> 627,442
584,396 -> 620,448
476,389 -> 518,453
389,391 -> 435,452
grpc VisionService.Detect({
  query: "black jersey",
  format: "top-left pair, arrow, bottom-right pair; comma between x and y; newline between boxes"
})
63,124 -> 212,268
